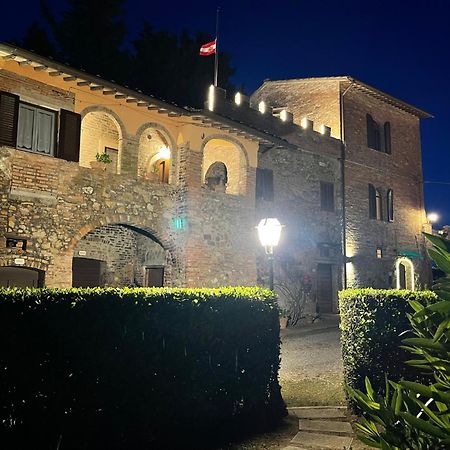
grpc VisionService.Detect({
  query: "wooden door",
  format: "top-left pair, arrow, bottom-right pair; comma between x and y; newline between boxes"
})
317,264 -> 333,313
72,258 -> 104,287
0,266 -> 44,287
144,267 -> 164,287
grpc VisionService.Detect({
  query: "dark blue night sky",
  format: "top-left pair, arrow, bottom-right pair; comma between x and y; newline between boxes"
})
2,0 -> 449,225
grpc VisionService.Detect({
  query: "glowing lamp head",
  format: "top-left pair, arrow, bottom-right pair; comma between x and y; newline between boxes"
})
280,109 -> 288,122
235,92 -> 242,105
258,101 -> 266,114
257,218 -> 283,249
158,146 -> 171,160
301,117 -> 308,129
427,212 -> 439,223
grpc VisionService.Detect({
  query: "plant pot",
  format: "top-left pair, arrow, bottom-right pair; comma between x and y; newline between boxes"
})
90,161 -> 107,171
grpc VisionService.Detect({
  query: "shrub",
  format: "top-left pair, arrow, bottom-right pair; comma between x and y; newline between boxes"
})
345,233 -> 450,449
339,288 -> 438,399
0,287 -> 285,450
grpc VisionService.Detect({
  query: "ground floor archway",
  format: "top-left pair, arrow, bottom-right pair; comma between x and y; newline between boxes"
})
72,223 -> 167,287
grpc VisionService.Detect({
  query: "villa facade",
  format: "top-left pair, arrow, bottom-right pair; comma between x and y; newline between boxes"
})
0,43 -> 431,312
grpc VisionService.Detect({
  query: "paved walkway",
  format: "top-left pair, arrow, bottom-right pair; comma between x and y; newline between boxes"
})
284,406 -> 355,449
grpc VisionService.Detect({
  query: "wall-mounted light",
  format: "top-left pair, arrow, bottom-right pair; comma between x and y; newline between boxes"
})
427,212 -> 439,223
208,85 -> 215,112
235,92 -> 242,105
280,109 -> 288,122
258,101 -> 266,114
157,146 -> 171,160
301,117 -> 308,129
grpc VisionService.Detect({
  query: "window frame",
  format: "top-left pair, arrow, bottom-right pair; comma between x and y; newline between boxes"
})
17,101 -> 57,156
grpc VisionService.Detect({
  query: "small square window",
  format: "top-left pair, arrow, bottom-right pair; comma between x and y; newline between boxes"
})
376,247 -> 383,259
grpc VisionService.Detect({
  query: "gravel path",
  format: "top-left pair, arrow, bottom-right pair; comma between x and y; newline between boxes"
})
280,326 -> 343,378
278,319 -> 345,406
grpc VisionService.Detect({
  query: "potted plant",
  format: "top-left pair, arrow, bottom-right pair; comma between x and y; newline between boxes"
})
90,152 -> 112,170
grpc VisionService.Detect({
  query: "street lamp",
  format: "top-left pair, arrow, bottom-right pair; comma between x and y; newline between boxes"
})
257,218 -> 283,290
427,212 -> 439,224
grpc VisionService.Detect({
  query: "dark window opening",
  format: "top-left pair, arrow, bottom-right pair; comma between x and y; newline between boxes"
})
367,113 -> 391,154
255,168 -> 274,201
144,267 -> 164,287
320,181 -> 334,212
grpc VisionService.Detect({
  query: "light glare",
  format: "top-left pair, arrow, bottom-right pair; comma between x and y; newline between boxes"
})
258,101 -> 266,114
257,218 -> 283,248
427,212 -> 439,223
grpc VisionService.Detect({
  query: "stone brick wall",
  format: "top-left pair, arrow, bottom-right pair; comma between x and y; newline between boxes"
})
257,139 -> 343,312
252,77 -> 430,291
251,78 -> 341,138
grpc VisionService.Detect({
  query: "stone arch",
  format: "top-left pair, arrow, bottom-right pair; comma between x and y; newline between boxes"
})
0,257 -> 48,287
395,257 -> 415,290
68,216 -> 179,287
79,106 -> 126,173
201,135 -> 249,195
136,122 -> 177,184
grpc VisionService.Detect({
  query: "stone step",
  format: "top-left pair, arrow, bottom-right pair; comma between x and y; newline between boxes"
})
299,419 -> 353,436
289,407 -> 347,420
291,431 -> 353,449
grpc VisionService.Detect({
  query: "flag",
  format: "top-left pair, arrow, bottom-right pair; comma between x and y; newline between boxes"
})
199,39 -> 216,56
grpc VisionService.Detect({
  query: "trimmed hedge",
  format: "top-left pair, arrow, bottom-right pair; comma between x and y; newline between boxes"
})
339,289 -> 438,403
0,287 -> 285,450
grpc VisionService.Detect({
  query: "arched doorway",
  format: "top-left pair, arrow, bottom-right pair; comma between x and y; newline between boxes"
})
0,266 -> 45,287
202,137 -> 248,195
396,258 -> 415,290
72,224 -> 166,287
138,126 -> 173,183
79,110 -> 122,173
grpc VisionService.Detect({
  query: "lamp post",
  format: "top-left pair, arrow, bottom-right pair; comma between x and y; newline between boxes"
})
257,218 -> 283,290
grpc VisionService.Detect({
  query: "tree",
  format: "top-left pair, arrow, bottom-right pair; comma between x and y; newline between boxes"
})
132,26 -> 235,107
19,0 -> 236,108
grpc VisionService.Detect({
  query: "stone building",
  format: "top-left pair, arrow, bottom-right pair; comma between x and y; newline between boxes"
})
0,43 -> 431,313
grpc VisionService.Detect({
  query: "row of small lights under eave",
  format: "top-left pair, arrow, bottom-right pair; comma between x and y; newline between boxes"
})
208,85 -> 332,136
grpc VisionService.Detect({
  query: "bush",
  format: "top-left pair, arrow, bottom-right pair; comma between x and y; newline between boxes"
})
339,288 -> 438,400
0,287 -> 285,450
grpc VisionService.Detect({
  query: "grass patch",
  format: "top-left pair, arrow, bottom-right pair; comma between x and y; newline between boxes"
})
280,375 -> 346,407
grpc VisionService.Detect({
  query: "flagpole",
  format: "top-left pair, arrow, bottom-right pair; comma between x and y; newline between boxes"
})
214,7 -> 220,87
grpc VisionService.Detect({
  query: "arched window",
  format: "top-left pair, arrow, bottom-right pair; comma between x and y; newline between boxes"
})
205,162 -> 228,192
387,189 -> 394,222
369,184 -> 383,220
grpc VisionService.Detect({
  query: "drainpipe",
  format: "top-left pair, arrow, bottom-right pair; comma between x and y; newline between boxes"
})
339,81 -> 354,290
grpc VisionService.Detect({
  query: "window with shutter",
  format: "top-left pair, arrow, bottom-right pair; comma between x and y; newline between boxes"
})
0,91 -> 19,147
17,102 -> 55,155
368,184 -> 377,219
376,189 -> 383,220
57,109 -> 81,162
366,113 -> 382,151
256,168 -> 274,201
387,189 -> 393,221
320,181 -> 334,212
384,122 -> 391,154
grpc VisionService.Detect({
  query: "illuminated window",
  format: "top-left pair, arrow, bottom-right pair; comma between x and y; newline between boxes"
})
376,247 -> 383,258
